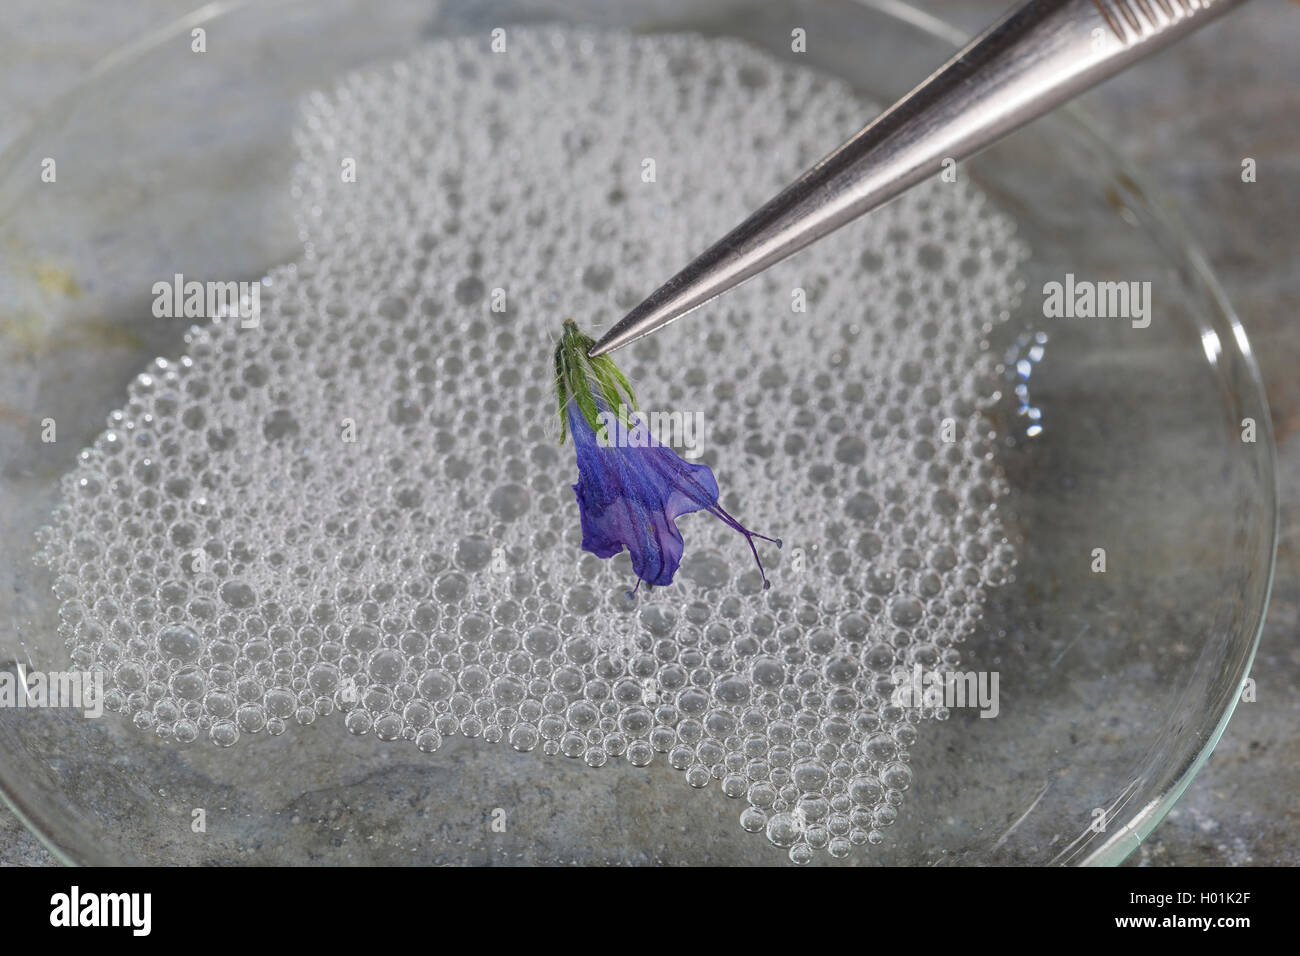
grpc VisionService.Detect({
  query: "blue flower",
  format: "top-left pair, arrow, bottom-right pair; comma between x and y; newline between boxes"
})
556,320 -> 779,594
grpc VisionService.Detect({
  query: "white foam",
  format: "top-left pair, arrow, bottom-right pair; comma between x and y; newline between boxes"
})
37,28 -> 1028,862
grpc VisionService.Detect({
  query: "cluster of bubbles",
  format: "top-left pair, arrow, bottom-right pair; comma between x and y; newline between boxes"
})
36,29 -> 1028,862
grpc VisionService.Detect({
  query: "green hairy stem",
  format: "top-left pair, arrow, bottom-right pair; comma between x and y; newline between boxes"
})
554,319 -> 639,444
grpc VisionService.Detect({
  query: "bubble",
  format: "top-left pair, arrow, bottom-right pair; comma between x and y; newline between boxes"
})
368,648 -> 405,683
156,625 -> 201,662
681,550 -> 731,589
262,409 -> 301,442
210,720 -> 239,747
750,656 -> 785,689
454,535 -> 495,571
307,662 -> 340,695
849,774 -> 884,805
888,597 -> 924,627
219,580 -> 257,609
434,572 -> 469,604
487,484 -> 530,520
765,813 -> 802,848
509,723 -> 539,751
834,436 -> 867,465
418,669 -> 455,701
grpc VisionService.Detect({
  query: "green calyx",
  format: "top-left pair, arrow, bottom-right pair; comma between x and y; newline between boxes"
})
554,319 -> 638,444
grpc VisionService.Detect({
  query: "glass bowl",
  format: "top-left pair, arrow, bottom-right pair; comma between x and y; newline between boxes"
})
0,0 -> 1275,865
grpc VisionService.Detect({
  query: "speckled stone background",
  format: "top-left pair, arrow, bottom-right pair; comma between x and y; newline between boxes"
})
0,0 -> 1295,866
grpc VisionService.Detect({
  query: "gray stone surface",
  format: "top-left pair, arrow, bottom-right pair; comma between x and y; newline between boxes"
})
0,0 -> 1295,866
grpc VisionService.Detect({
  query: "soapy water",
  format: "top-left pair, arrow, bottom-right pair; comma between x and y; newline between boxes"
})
36,28 -> 1028,862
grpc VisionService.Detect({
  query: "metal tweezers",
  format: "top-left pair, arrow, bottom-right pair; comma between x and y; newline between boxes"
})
588,0 -> 1247,357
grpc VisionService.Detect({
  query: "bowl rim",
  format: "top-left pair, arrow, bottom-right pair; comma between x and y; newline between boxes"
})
0,0 -> 1277,867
